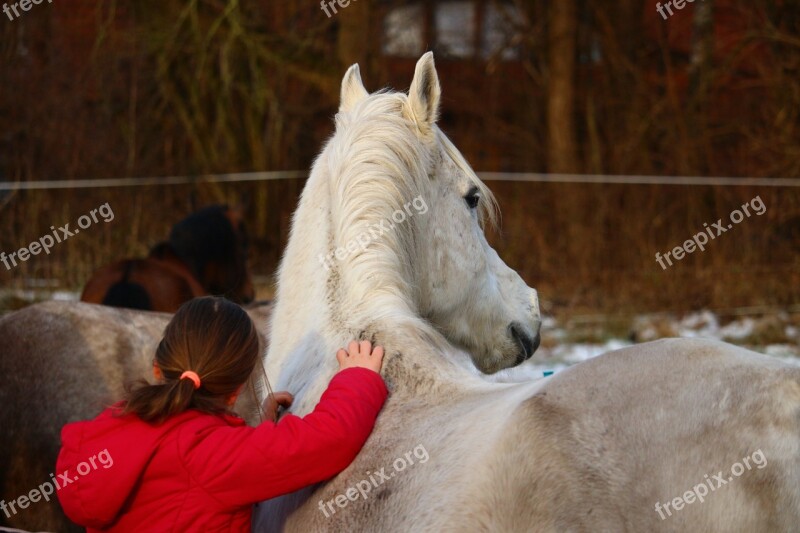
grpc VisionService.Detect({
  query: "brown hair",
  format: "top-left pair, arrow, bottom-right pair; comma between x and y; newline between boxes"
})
122,296 -> 261,423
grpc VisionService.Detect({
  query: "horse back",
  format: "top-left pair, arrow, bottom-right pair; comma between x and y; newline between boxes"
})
481,338 -> 800,532
81,256 -> 205,312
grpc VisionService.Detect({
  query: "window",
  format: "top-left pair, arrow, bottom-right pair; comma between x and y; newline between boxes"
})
435,2 -> 476,59
383,4 -> 425,57
381,1 -> 524,61
481,3 -> 522,61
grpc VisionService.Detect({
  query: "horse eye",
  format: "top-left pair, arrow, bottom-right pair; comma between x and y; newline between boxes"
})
464,189 -> 480,209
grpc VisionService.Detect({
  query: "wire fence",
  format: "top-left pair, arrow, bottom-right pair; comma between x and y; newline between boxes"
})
2,172 -> 800,190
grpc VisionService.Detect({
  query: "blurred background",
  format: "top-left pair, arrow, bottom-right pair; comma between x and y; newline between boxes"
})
1,0 -> 798,366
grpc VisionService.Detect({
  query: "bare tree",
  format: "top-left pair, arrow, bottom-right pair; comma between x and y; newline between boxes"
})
546,0 -> 578,173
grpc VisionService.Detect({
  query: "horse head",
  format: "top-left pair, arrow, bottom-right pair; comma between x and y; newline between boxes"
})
168,204 -> 255,305
267,53 -> 539,378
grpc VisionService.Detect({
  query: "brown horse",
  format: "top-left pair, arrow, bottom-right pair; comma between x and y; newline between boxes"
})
81,205 -> 255,312
80,243 -> 205,312
0,300 -> 271,532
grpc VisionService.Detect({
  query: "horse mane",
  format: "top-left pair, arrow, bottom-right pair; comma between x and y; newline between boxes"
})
325,89 -> 498,334
326,91 -> 425,324
168,204 -> 236,277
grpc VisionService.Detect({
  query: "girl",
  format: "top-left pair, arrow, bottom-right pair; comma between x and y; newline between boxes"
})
56,296 -> 387,531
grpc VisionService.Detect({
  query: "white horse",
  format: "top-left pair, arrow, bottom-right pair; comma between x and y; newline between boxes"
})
253,53 -> 800,531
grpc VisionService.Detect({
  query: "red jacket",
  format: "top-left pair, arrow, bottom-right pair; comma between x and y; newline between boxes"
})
56,367 -> 388,532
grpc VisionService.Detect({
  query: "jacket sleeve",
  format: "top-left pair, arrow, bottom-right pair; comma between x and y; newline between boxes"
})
183,367 -> 389,508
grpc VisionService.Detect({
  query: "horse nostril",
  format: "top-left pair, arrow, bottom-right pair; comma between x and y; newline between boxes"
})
509,323 -> 536,363
531,332 -> 541,354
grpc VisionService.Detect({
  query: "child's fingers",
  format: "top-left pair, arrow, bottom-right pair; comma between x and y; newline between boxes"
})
359,340 -> 371,356
372,345 -> 384,360
348,340 -> 359,356
274,391 -> 293,406
336,348 -> 347,366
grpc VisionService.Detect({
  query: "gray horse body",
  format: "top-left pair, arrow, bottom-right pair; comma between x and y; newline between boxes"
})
0,301 -> 269,532
514,338 -> 800,532
257,337 -> 800,532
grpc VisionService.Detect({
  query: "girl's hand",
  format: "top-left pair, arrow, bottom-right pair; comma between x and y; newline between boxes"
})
336,340 -> 385,374
262,391 -> 293,422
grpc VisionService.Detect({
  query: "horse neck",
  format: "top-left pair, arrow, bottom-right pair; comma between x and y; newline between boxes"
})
267,316 -> 475,417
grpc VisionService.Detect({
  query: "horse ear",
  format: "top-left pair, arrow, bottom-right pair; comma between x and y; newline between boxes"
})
340,63 -> 369,113
407,52 -> 441,133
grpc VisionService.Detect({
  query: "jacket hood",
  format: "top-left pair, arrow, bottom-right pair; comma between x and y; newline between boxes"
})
56,405 -> 211,528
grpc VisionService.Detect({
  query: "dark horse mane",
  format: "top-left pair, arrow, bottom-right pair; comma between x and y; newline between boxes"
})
167,204 -> 248,293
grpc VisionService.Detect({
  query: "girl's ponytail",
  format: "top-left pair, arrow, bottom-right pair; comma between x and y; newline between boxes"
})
123,378 -> 198,424
121,297 -> 260,424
